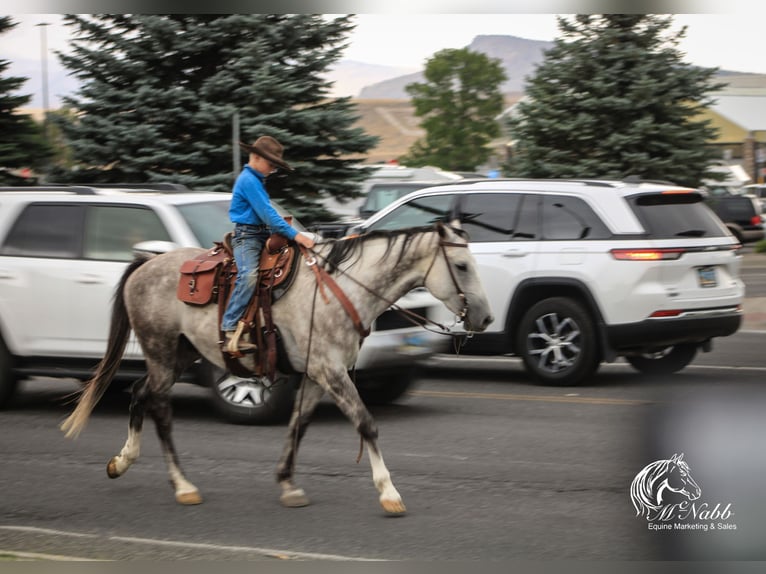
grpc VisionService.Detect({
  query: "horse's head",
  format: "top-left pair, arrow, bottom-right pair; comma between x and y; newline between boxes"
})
424,222 -> 494,333
664,453 -> 701,501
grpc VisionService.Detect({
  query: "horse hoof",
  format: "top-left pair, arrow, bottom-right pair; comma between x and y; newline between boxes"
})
106,458 -> 121,479
280,488 -> 310,508
176,490 -> 203,505
381,498 -> 407,515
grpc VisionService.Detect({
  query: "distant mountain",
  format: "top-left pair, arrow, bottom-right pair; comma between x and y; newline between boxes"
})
324,60 -> 419,99
358,35 -> 555,99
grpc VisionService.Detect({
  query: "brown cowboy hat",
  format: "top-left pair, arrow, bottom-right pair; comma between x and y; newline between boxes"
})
239,135 -> 293,171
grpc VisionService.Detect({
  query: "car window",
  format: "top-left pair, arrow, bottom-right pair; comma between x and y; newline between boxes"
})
367,194 -> 455,231
0,203 -> 84,258
84,205 -> 171,261
512,194 -> 539,240
459,193 -> 519,242
630,193 -> 730,238
541,195 -> 611,240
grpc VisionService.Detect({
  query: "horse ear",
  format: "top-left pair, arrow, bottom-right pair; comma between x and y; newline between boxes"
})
677,453 -> 685,462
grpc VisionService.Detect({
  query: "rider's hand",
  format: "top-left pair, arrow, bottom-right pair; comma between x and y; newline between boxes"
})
295,232 -> 316,249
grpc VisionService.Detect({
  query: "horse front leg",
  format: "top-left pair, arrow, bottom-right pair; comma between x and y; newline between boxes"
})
107,375 -> 148,479
321,370 -> 406,515
276,376 -> 325,508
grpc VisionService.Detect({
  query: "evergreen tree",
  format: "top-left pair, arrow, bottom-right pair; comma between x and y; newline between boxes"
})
0,16 -> 52,184
403,48 -> 507,171
53,14 -> 377,222
505,15 -> 725,187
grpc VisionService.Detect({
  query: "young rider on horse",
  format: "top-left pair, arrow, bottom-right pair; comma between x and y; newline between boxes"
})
221,135 -> 315,354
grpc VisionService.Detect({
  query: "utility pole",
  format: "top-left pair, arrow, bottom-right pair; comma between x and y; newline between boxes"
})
35,22 -> 51,139
232,109 -> 240,180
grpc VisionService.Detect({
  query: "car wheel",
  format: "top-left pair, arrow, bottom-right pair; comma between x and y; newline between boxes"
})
0,337 -> 19,409
626,344 -> 698,375
197,361 -> 298,425
517,297 -> 600,386
354,368 -> 418,405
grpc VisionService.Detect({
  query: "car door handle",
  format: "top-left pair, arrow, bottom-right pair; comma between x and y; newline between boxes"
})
502,249 -> 529,258
75,274 -> 106,284
0,269 -> 13,279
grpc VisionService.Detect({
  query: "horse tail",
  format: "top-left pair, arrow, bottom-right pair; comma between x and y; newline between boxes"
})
60,255 -> 151,438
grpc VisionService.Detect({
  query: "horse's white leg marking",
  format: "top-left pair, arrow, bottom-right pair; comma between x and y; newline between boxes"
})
106,427 -> 141,478
367,447 -> 405,514
316,369 -> 407,515
165,453 -> 202,505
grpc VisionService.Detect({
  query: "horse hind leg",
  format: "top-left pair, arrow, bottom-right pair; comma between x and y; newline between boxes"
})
140,349 -> 202,505
276,376 -> 325,508
145,387 -> 202,505
106,375 -> 148,479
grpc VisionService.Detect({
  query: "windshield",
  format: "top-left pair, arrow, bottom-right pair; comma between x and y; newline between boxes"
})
176,198 -> 304,248
176,200 -> 233,248
360,183 -> 438,217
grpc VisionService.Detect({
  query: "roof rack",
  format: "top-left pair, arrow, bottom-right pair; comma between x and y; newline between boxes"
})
431,178 -> 618,188
0,186 -> 98,195
51,183 -> 191,192
0,183 -> 191,195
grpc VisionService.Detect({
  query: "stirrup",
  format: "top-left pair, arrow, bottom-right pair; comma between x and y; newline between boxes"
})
224,322 -> 257,355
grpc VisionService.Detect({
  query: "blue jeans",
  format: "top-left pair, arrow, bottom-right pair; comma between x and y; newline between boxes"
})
221,223 -> 270,332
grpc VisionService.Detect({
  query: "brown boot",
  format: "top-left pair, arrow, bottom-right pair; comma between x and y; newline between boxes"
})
224,321 -> 257,354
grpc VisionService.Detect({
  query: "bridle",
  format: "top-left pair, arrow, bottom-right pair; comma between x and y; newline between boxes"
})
301,227 -> 472,336
423,235 -> 470,323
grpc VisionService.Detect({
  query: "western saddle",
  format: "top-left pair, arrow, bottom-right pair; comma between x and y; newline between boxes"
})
176,232 -> 298,380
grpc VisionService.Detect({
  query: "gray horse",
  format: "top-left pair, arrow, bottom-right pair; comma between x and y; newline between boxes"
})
61,222 -> 493,515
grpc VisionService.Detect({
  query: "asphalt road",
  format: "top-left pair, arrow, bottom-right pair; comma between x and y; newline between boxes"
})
2,250 -> 765,562
2,334 -> 765,561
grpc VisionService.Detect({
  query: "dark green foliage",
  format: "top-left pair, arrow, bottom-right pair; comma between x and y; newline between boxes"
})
0,16 -> 53,184
403,48 -> 507,171
505,15 -> 725,187
51,14 -> 377,222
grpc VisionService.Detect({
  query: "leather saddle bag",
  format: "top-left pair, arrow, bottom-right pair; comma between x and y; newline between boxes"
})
176,247 -> 229,305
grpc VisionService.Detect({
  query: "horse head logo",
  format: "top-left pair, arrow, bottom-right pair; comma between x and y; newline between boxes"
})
630,453 -> 702,520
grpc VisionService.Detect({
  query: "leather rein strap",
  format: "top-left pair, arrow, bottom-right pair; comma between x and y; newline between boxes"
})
298,233 -> 470,337
298,245 -> 371,339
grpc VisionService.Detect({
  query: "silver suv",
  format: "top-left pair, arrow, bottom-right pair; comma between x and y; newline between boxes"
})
356,178 -> 744,385
0,185 -> 446,423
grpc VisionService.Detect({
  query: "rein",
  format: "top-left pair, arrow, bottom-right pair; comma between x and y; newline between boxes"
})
299,232 -> 471,337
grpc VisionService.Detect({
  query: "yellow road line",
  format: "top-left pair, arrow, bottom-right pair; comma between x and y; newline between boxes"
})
409,389 -> 650,406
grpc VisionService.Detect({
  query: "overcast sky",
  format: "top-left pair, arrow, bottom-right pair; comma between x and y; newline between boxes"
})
3,13 -> 766,107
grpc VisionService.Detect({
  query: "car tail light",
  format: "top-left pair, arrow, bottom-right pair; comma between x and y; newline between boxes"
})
649,309 -> 683,317
750,215 -> 761,226
610,248 -> 685,261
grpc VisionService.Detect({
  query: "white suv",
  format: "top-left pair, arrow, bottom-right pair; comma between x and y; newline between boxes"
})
355,178 -> 744,385
0,185 -> 446,423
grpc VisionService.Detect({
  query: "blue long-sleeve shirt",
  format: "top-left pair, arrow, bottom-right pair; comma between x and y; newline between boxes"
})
228,165 -> 298,240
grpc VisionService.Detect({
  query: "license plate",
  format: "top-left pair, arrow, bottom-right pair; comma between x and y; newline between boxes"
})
697,266 -> 717,288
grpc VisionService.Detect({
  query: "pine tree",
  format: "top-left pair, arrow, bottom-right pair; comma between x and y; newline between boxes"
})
403,48 -> 507,171
505,15 -> 725,187
0,16 -> 52,184
52,14 -> 377,222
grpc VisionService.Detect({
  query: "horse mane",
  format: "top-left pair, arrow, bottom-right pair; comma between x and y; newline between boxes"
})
321,225 -> 437,274
630,459 -> 671,516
